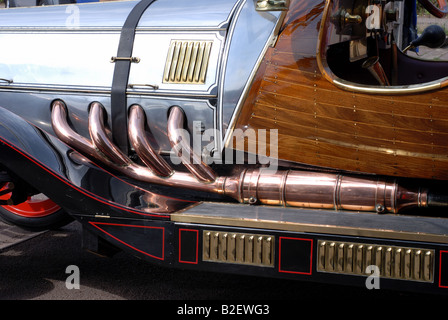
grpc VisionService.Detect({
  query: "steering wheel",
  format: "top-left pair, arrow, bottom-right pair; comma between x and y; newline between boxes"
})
418,0 -> 448,18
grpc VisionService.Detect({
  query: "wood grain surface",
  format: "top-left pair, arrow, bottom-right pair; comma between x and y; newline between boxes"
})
231,0 -> 448,180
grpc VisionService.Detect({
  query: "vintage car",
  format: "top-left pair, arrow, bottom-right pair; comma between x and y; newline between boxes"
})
0,0 -> 447,294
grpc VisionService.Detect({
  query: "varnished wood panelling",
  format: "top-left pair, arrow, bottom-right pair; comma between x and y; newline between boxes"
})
231,0 -> 448,179
248,109 -> 448,160
243,130 -> 448,179
251,98 -> 448,149
265,59 -> 448,119
257,75 -> 448,134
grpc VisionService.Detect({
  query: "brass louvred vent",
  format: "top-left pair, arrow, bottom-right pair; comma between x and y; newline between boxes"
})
163,40 -> 213,84
203,231 -> 275,267
317,240 -> 435,282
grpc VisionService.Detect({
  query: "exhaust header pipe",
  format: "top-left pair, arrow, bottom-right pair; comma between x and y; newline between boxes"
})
167,106 -> 217,182
52,100 -> 228,195
51,100 -> 442,214
128,105 -> 173,178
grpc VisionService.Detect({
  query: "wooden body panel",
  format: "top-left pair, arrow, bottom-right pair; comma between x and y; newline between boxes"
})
232,0 -> 448,180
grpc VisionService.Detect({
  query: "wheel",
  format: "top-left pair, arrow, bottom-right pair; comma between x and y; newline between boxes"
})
0,189 -> 72,231
418,0 -> 448,18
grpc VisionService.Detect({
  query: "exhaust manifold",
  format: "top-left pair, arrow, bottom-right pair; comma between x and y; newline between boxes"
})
51,100 -> 439,214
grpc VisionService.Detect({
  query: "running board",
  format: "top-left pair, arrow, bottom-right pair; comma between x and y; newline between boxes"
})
171,202 -> 448,244
171,202 -> 448,292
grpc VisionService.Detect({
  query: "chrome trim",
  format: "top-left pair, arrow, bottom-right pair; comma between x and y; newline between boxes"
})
219,0 -> 284,151
0,27 -> 228,33
221,33 -> 275,149
331,78 -> 447,94
137,27 -> 228,32
0,86 -> 89,95
0,27 -> 123,33
126,89 -> 218,98
0,84 -> 219,98
217,0 -> 246,149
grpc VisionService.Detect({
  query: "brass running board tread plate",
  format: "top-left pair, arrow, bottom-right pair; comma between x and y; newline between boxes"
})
171,202 -> 448,244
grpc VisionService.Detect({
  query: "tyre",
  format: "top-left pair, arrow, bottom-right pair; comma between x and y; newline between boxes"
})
0,190 -> 72,231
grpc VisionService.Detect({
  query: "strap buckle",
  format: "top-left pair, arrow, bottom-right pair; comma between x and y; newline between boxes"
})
110,56 -> 141,63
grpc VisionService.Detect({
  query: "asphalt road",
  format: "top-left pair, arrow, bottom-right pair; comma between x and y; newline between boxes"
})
0,220 -> 440,304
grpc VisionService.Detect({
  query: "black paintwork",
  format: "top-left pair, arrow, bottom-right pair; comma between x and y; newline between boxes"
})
0,105 -> 192,218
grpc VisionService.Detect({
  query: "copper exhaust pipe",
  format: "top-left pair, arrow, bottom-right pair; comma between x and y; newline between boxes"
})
87,102 -> 228,194
128,104 -> 173,177
51,100 -> 98,159
89,102 -> 130,166
51,100 -> 229,194
167,106 -> 217,182
51,100 -> 432,214
239,169 -> 427,213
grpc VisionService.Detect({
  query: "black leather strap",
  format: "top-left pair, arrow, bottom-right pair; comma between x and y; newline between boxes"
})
111,0 -> 157,153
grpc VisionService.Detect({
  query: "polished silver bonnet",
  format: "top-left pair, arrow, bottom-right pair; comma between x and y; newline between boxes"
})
0,0 -> 239,29
0,0 -> 282,153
